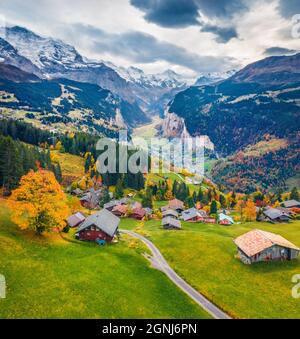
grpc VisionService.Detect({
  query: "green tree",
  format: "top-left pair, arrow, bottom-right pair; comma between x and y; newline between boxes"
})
114,178 -> 124,199
210,200 -> 218,215
290,187 -> 299,201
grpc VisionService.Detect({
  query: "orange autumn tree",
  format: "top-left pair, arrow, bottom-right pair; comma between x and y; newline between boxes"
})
8,169 -> 70,235
244,200 -> 257,221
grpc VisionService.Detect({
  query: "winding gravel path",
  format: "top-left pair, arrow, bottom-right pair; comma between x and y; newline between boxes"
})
121,230 -> 231,320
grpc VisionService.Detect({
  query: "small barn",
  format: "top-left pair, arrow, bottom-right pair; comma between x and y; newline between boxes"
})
71,188 -> 84,196
218,213 -> 234,225
162,217 -> 181,230
260,208 -> 290,223
182,208 -> 206,222
144,208 -> 153,216
75,209 -> 120,242
103,200 -> 119,211
131,201 -> 142,210
162,209 -> 179,219
67,212 -> 86,228
80,188 -> 101,209
112,204 -> 128,217
234,229 -> 300,264
130,207 -> 146,220
282,200 -> 300,209
168,199 -> 184,213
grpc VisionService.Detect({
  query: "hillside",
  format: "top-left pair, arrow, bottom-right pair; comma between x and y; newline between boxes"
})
211,135 -> 300,192
168,53 -> 300,156
166,53 -> 300,191
0,204 -> 209,319
1,26 -> 193,116
0,73 -> 149,134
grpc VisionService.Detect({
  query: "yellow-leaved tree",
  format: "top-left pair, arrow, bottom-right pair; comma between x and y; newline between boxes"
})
244,200 -> 257,221
8,169 -> 70,235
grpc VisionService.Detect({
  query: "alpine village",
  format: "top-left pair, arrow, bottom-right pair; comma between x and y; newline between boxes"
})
0,20 -> 300,319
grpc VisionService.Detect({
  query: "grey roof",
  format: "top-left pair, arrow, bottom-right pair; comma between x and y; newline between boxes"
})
218,213 -> 234,224
282,200 -> 300,208
162,209 -> 179,218
182,208 -> 201,221
67,212 -> 86,227
103,200 -> 119,209
77,209 -> 120,237
263,208 -> 289,220
80,190 -> 100,206
144,208 -> 153,215
72,188 -> 83,195
162,217 -> 181,229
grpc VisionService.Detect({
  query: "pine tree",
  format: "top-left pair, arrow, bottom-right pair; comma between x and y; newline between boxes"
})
142,187 -> 153,208
219,194 -> 226,208
210,200 -> 218,215
290,187 -> 299,201
99,187 -> 111,207
185,196 -> 195,208
115,178 -> 124,199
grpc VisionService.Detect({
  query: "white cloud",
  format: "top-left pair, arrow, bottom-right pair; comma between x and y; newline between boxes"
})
0,0 -> 298,74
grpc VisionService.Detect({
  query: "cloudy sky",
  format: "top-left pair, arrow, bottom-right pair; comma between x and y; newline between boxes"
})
0,0 -> 299,76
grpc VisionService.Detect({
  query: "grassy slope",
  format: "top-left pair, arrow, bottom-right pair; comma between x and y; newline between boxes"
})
52,150 -> 85,178
0,202 -> 210,319
120,218 -> 300,319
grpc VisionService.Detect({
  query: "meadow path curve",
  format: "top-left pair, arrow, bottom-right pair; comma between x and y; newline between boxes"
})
121,230 -> 231,320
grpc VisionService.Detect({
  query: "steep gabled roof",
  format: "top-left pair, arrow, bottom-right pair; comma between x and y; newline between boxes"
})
77,209 -> 120,237
263,208 -> 289,220
168,199 -> 184,210
112,204 -> 128,214
67,212 -> 86,227
182,208 -> 202,221
218,213 -> 234,224
234,229 -> 300,257
162,217 -> 181,229
282,200 -> 300,208
162,209 -> 179,218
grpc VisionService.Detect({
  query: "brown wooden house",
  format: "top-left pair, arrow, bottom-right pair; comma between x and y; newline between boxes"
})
75,209 -> 120,242
168,199 -> 184,213
130,207 -> 146,220
234,229 -> 300,264
112,204 -> 128,217
162,217 -> 181,230
66,212 -> 86,228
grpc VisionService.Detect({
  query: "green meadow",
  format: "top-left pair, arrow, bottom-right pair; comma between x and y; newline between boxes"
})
120,218 -> 300,319
0,203 -> 210,319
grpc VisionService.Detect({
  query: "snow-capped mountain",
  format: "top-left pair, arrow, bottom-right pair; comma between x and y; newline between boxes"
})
194,70 -> 237,86
0,25 -> 234,116
104,62 -> 191,89
0,36 -> 42,76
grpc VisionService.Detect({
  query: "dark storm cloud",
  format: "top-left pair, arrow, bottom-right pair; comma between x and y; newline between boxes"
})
264,47 -> 298,56
72,24 -> 237,72
201,24 -> 238,43
278,0 -> 300,18
131,0 -> 200,28
130,0 -> 248,42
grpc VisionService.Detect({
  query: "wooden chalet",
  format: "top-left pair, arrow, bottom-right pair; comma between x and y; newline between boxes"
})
79,188 -> 102,209
259,208 -> 290,223
168,199 -> 184,213
182,208 -> 206,222
282,200 -> 300,209
218,213 -> 234,225
75,209 -> 120,242
162,217 -> 181,230
112,204 -> 128,217
234,229 -> 300,264
162,209 -> 179,219
130,207 -> 146,220
66,212 -> 86,228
